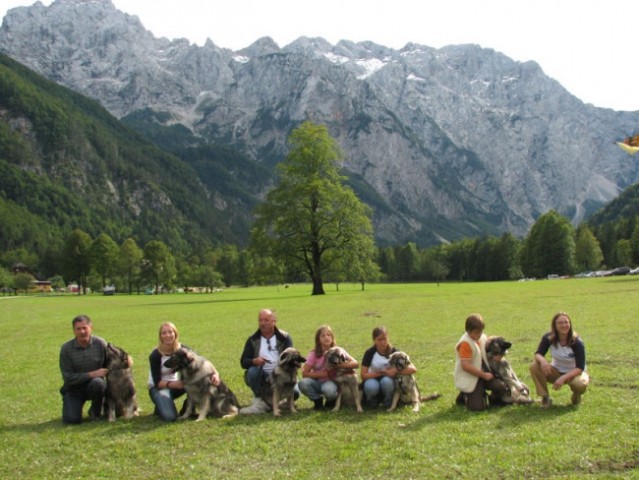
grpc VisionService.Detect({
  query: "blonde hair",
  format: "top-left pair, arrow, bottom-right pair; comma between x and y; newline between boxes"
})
158,322 -> 181,355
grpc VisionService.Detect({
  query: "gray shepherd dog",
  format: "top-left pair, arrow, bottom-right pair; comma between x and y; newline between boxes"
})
485,337 -> 533,405
163,348 -> 240,421
240,347 -> 306,417
386,351 -> 441,413
105,343 -> 138,422
325,346 -> 363,413
268,347 -> 306,417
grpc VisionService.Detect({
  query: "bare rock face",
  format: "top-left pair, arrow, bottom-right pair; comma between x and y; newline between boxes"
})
2,0 -> 639,244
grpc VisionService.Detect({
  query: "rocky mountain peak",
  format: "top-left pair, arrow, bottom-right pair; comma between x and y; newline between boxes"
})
2,1 -> 639,245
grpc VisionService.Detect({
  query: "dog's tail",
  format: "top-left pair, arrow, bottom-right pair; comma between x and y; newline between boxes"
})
420,392 -> 442,402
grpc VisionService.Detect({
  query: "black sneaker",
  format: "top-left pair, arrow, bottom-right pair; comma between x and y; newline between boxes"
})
324,399 -> 336,410
313,398 -> 324,410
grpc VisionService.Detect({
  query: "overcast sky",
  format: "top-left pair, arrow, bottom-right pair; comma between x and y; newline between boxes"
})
3,0 -> 639,111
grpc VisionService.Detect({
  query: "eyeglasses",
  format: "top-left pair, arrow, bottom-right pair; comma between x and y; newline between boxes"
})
266,337 -> 276,352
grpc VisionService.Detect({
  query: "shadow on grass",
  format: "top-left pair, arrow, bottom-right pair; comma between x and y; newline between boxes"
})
0,413 -> 189,435
398,401 -> 578,431
133,293 -> 312,307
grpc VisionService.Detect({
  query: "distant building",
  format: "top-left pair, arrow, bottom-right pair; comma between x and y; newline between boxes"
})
12,262 -> 34,276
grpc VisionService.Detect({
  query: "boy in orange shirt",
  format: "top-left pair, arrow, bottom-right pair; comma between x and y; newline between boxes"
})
454,313 -> 507,410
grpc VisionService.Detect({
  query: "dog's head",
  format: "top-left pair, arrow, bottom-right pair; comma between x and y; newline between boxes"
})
106,343 -> 133,370
324,346 -> 350,369
278,347 -> 305,369
485,336 -> 512,359
162,348 -> 193,372
388,351 -> 411,371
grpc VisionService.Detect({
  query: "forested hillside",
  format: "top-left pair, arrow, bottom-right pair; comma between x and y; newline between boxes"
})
0,52 -> 252,267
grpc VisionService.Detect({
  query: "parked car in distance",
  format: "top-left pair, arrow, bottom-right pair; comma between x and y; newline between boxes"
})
103,285 -> 115,295
630,267 -> 639,275
610,266 -> 631,276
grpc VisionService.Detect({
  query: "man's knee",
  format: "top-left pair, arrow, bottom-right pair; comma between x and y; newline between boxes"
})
87,377 -> 107,396
62,394 -> 84,424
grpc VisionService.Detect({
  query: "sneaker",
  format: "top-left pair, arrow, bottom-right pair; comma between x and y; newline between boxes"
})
541,396 -> 552,409
324,399 -> 336,410
313,398 -> 324,410
571,392 -> 582,405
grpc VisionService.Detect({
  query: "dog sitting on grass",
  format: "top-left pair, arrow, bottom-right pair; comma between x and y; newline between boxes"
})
163,348 -> 240,421
485,337 -> 533,405
105,343 -> 138,422
386,351 -> 441,412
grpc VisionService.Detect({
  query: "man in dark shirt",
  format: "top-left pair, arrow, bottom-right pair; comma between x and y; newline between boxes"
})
59,314 -> 109,424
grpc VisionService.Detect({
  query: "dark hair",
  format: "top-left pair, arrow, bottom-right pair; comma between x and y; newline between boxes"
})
465,313 -> 485,333
372,326 -> 393,355
72,314 -> 92,327
549,312 -> 577,346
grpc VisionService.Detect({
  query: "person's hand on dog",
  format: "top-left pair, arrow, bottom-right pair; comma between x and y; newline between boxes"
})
91,368 -> 109,379
481,371 -> 494,381
383,367 -> 398,377
210,372 -> 220,386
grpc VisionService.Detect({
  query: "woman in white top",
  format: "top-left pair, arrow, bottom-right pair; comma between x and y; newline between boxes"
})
529,312 -> 589,408
148,322 -> 186,421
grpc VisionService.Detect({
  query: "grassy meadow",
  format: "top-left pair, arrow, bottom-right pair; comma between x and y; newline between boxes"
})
0,278 -> 638,479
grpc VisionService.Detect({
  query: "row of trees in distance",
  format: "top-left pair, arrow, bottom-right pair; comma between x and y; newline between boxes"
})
2,122 -> 639,294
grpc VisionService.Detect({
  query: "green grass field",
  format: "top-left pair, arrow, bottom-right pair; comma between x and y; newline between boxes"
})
1,279 -> 638,479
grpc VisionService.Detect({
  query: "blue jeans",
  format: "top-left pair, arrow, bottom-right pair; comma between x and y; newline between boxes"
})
245,366 -> 300,399
149,387 -> 185,422
363,376 -> 395,408
61,377 -> 106,424
299,378 -> 338,401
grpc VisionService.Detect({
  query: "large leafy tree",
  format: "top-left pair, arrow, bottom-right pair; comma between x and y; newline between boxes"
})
521,210 -> 576,278
252,121 -> 376,295
118,238 -> 143,294
575,225 -> 603,271
62,229 -> 92,294
142,240 -> 175,294
90,233 -> 119,289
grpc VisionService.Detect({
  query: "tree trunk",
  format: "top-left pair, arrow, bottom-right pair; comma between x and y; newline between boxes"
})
311,275 -> 325,295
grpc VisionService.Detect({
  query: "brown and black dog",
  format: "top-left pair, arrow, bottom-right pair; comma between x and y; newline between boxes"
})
105,343 -> 138,422
485,337 -> 533,405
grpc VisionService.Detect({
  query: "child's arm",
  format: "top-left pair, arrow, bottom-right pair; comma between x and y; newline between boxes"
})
461,359 -> 493,380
